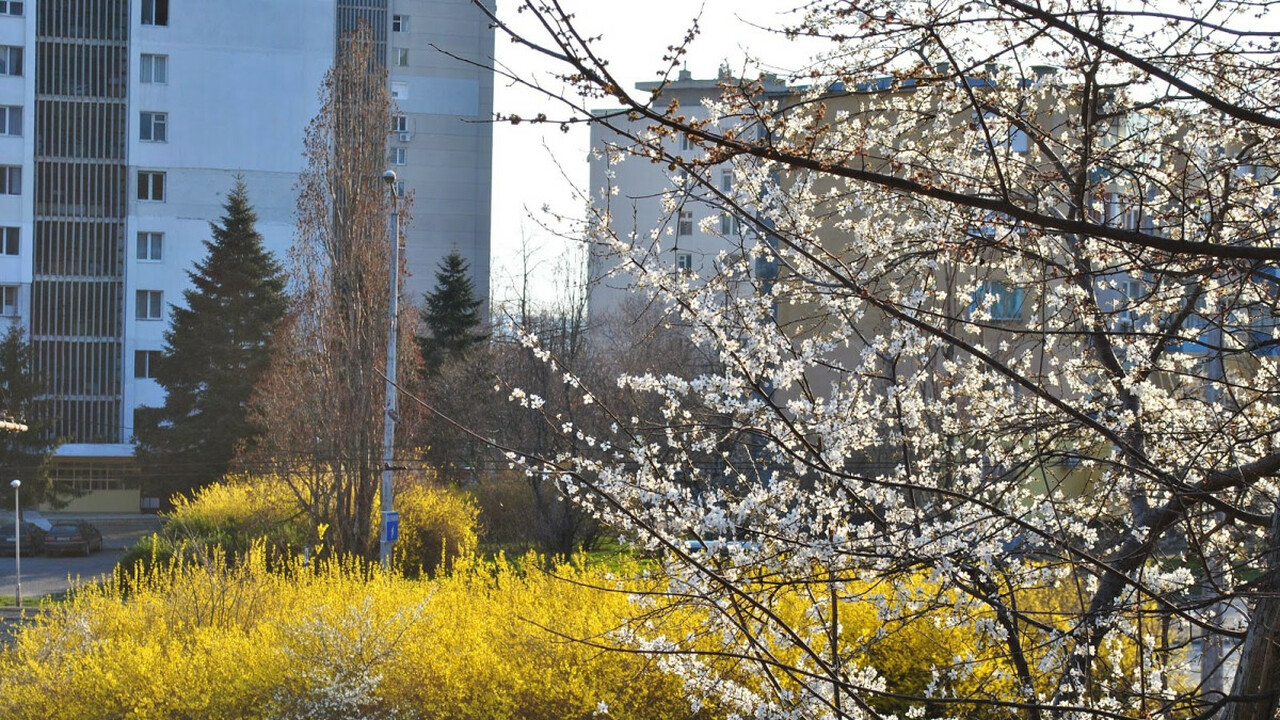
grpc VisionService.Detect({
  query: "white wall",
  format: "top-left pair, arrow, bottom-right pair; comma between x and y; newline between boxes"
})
121,0 -> 334,437
0,10 -> 35,320
389,0 -> 493,306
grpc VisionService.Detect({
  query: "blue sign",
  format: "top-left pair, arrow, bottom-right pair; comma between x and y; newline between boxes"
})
382,511 -> 400,543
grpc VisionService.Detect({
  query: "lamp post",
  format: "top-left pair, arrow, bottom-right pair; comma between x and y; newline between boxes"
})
379,170 -> 400,568
10,478 -> 20,608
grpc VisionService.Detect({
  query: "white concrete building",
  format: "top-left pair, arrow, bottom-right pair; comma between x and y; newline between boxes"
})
0,0 -> 493,510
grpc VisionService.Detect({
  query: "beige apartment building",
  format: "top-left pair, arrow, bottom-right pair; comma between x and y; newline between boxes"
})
587,67 -> 1278,503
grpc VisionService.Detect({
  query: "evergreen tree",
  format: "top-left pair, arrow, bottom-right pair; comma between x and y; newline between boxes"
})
0,325 -> 58,509
134,178 -> 288,499
417,250 -> 487,376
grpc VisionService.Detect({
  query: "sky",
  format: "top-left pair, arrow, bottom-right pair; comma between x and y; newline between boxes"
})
486,1 -> 821,309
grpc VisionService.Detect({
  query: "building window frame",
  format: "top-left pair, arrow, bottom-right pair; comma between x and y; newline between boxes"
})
0,105 -> 20,136
1,226 -> 17,255
719,213 -> 739,236
0,165 -> 20,195
141,0 -> 168,26
0,46 -> 21,77
136,290 -> 163,320
137,231 -> 163,261
140,111 -> 167,142
134,350 -> 161,379
0,2 -> 24,17
390,147 -> 407,166
0,285 -> 16,316
140,53 -> 168,84
394,47 -> 409,67
677,209 -> 693,236
972,280 -> 1025,322
676,252 -> 694,273
137,171 -> 165,201
392,14 -> 407,32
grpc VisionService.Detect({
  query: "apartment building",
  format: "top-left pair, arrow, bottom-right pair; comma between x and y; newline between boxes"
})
586,70 -> 790,328
585,68 -> 1279,491
0,0 -> 493,511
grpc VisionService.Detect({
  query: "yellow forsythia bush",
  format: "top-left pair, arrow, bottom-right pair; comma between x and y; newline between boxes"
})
166,475 -> 309,552
0,547 -> 700,720
127,472 -> 480,576
390,482 -> 479,577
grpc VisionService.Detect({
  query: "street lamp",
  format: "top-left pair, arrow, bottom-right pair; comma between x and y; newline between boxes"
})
10,478 -> 20,608
379,170 -> 401,568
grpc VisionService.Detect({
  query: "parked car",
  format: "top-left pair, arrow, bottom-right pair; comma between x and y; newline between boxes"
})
0,521 -> 46,556
43,521 -> 104,557
21,510 -> 52,531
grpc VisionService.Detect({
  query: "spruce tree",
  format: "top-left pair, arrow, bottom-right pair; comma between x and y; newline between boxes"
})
0,325 -> 58,509
134,178 -> 288,498
417,250 -> 488,376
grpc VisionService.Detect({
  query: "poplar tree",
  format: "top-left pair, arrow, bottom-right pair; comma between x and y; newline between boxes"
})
134,178 -> 288,498
247,24 -> 409,558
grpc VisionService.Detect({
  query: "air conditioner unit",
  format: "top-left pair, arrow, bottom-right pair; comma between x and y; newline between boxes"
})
398,132 -> 412,143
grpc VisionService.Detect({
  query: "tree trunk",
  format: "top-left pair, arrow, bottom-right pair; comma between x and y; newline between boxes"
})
1221,505 -> 1280,720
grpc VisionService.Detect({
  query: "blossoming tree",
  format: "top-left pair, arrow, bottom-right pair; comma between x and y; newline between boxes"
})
481,1 -> 1280,719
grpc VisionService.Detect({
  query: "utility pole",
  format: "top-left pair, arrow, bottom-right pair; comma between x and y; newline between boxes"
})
379,170 -> 401,568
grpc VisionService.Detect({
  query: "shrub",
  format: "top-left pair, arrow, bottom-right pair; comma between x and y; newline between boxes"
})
390,482 -> 479,577
120,471 -> 482,577
176,478 -> 310,544
0,548 -> 699,720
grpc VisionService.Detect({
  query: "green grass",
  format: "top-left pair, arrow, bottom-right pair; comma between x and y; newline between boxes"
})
0,590 -> 71,607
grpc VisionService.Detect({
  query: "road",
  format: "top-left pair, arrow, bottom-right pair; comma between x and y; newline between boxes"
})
1,514 -> 164,601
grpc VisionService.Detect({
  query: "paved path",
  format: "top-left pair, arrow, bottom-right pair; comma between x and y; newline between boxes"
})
1,514 -> 164,602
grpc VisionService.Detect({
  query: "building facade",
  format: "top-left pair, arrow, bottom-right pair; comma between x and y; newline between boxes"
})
0,0 -> 493,510
586,70 -> 788,329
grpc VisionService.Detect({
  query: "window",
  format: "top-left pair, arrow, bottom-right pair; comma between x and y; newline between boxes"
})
977,111 -> 1028,154
676,252 -> 694,272
140,111 -> 167,142
720,169 -> 732,192
677,210 -> 693,236
134,350 -> 161,379
137,171 -> 165,201
1,226 -> 17,255
395,181 -> 406,198
0,3 -> 23,17
137,232 -> 163,261
392,114 -> 408,133
0,106 -> 20,136
395,48 -> 409,66
680,134 -> 692,151
390,147 -> 406,166
141,0 -> 168,26
973,281 -> 1024,321
140,54 -> 168,84
392,14 -> 407,32
0,165 -> 19,195
0,285 -> 15,316
390,82 -> 408,100
719,213 -> 739,235
0,46 -> 21,76
136,290 -> 163,320
1115,277 -> 1143,331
